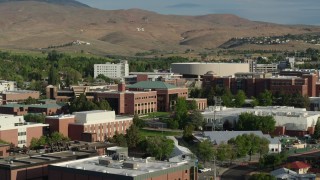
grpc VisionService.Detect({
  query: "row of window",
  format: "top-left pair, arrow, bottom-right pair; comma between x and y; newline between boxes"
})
135,108 -> 155,115
18,140 -> 26,144
134,96 -> 156,100
134,102 -> 156,106
18,132 -> 26,136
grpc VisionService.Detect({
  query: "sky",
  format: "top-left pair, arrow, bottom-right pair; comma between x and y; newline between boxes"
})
77,0 -> 320,25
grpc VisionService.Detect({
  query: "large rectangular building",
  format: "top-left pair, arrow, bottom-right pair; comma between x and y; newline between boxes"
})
46,110 -> 133,142
0,114 -> 48,147
94,60 -> 129,79
48,155 -> 197,180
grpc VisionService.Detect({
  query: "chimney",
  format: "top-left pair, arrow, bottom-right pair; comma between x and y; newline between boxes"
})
118,83 -> 126,92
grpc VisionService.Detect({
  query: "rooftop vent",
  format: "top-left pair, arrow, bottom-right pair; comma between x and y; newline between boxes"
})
123,162 -> 139,169
99,158 -> 112,166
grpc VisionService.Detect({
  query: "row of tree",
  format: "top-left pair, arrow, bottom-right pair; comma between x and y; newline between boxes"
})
195,133 -> 270,165
29,132 -> 69,151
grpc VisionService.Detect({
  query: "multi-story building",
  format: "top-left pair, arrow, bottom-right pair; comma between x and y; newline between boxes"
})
0,114 -> 48,147
45,110 -> 133,142
95,83 -> 157,115
48,155 -> 197,180
94,60 -> 129,79
125,72 -> 186,87
0,103 -> 63,116
0,90 -> 40,105
128,81 -> 189,112
203,71 -> 318,98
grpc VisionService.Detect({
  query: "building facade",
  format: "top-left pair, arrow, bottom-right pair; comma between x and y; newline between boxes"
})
0,114 -> 48,147
0,90 -> 40,105
171,62 -> 250,78
94,60 -> 129,79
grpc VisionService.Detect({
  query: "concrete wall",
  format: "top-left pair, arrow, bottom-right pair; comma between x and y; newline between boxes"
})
171,63 -> 249,77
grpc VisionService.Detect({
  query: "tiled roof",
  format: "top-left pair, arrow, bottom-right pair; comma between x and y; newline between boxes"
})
285,161 -> 311,169
127,81 -> 177,89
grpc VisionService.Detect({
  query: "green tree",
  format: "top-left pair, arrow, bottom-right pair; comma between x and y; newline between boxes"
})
221,89 -> 233,107
146,137 -> 174,160
167,119 -> 179,129
187,110 -> 204,130
125,125 -> 140,149
24,114 -> 46,123
188,100 -> 198,111
234,90 -> 246,107
259,152 -> 287,170
236,113 -> 276,133
313,119 -> 320,139
132,114 -> 145,128
216,143 -> 233,162
183,124 -> 194,141
196,139 -> 215,165
174,97 -> 189,128
97,100 -> 112,111
25,97 -> 38,105
258,90 -> 273,106
48,64 -> 58,85
112,131 -> 127,147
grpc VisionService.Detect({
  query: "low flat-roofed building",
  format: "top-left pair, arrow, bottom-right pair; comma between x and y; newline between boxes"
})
0,103 -> 64,116
202,106 -> 320,137
0,114 -> 48,147
45,114 -> 76,137
0,90 -> 40,105
48,155 -> 197,180
194,131 -> 281,153
0,143 -> 10,158
0,150 -> 97,180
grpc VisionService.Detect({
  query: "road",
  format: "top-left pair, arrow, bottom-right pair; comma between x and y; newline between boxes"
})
221,166 -> 256,180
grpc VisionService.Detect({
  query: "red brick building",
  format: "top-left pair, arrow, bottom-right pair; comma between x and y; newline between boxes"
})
128,81 -> 188,112
0,114 -> 48,147
203,71 -> 319,98
0,144 -> 10,158
94,83 -> 158,115
45,110 -> 133,142
0,90 -> 40,105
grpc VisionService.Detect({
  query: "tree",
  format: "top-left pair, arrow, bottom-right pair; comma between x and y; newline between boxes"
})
187,110 -> 204,130
259,152 -> 287,170
188,100 -> 198,111
313,119 -> 320,139
196,139 -> 215,165
25,97 -> 38,105
236,113 -> 276,133
125,125 -> 140,149
48,64 -> 58,85
174,97 -> 189,128
145,137 -> 174,160
221,89 -> 233,107
216,143 -> 233,162
258,90 -> 273,106
183,124 -> 194,141
24,114 -> 46,123
234,90 -> 246,107
167,119 -> 179,129
132,114 -> 145,128
112,131 -> 127,147
97,100 -> 112,111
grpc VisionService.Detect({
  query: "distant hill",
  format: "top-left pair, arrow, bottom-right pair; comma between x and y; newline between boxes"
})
0,0 -> 89,7
0,1 -> 320,56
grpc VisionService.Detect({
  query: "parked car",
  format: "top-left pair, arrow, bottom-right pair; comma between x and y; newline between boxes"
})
198,168 -> 212,173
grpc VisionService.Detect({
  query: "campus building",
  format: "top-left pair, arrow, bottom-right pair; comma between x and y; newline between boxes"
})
0,103 -> 63,116
0,90 -> 40,105
94,60 -> 129,79
0,114 -> 48,147
202,71 -> 319,97
0,151 -> 97,180
202,106 -> 320,137
94,83 -> 158,115
45,110 -> 133,142
48,155 -> 197,180
171,62 -> 250,79
128,81 -> 189,112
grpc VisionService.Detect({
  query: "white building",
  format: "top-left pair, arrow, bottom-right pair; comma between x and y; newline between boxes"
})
0,80 -> 16,93
202,106 -> 320,134
194,131 -> 281,153
94,60 -> 129,79
0,114 -> 48,147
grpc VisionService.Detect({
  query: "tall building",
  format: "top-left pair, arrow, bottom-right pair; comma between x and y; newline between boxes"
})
0,114 -> 48,147
94,60 -> 129,79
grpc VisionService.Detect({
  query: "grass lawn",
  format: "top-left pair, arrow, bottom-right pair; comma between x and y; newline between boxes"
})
139,129 -> 182,137
142,112 -> 171,119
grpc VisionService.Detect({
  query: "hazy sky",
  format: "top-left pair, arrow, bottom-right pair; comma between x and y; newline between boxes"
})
77,0 -> 320,25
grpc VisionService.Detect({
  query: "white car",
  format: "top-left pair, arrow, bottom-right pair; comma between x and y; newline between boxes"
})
198,168 -> 212,173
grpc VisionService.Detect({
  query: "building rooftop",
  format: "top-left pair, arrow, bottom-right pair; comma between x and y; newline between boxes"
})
0,151 -> 95,169
284,161 -> 311,169
50,155 -> 193,177
127,81 -> 177,89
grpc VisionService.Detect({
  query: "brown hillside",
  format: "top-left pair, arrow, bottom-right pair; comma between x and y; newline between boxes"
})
0,1 -> 320,55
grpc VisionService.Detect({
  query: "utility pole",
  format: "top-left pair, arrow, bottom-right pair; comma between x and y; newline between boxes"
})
213,155 -> 217,180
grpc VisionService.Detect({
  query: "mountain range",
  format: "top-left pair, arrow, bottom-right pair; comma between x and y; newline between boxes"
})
0,0 -> 320,56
